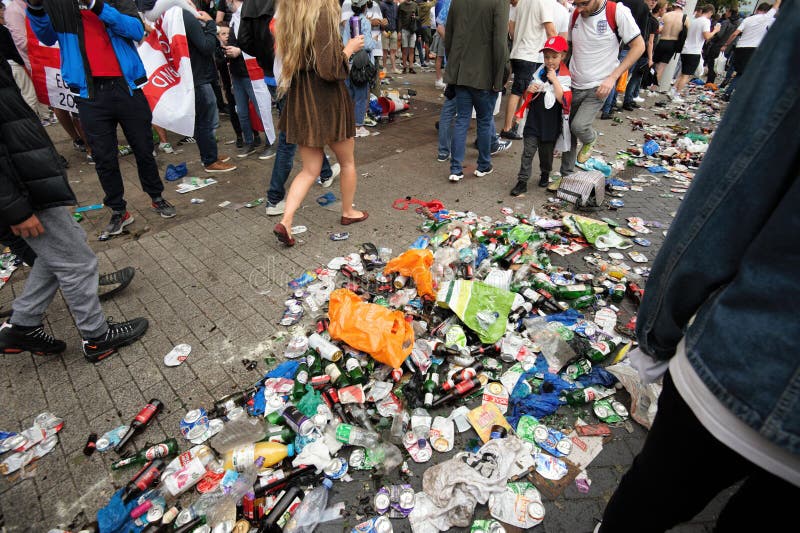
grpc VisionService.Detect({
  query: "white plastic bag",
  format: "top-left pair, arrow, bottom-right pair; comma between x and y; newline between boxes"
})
694,56 -> 705,78
714,52 -> 728,76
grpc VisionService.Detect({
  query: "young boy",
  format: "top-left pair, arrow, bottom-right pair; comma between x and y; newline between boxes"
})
511,36 -> 571,197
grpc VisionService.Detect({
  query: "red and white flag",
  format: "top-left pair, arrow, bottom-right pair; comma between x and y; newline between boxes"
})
26,22 -> 74,112
138,7 -> 195,136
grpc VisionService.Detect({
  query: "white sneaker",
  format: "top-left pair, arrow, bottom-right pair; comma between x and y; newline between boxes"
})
265,200 -> 286,216
434,79 -> 446,89
671,93 -> 685,103
633,96 -> 645,103
474,166 -> 494,177
318,163 -> 340,188
449,173 -> 464,182
159,142 -> 174,154
355,127 -> 370,138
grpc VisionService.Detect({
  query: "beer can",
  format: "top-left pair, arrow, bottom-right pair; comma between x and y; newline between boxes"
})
352,515 -> 393,533
489,424 -> 507,440
429,416 -> 454,452
556,437 -> 573,456
324,457 -> 349,480
482,382 -> 509,414
161,506 -> 179,525
395,485 -> 415,516
179,408 -> 210,441
338,384 -> 366,404
281,405 -> 314,437
374,487 -> 391,514
533,425 -> 549,444
309,333 -> 342,361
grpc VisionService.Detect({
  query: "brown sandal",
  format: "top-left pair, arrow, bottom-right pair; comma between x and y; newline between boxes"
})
340,211 -> 369,225
273,223 -> 295,246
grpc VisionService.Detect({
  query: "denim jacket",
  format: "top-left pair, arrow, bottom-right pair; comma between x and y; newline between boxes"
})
341,14 -> 378,53
636,3 -> 800,455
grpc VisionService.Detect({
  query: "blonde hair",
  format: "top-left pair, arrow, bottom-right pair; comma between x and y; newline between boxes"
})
276,0 -> 341,96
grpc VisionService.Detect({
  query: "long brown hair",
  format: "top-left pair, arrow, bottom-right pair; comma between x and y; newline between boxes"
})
275,0 -> 342,96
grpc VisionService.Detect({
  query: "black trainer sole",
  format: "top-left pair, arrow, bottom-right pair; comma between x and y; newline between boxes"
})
1,346 -> 66,356
84,320 -> 149,363
98,267 -> 135,301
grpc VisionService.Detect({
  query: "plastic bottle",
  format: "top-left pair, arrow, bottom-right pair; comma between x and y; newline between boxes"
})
161,445 -> 216,497
222,441 -> 294,472
209,416 -> 266,453
283,478 -> 333,533
367,441 -> 403,475
334,424 -> 380,448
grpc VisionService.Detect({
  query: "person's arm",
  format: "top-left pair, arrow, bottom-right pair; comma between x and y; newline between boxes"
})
437,23 -> 444,38
647,31 -> 654,66
491,0 -> 509,91
90,0 -> 145,41
6,3 -> 30,64
184,10 -> 218,58
597,35 -> 643,98
722,28 -> 741,50
547,67 -> 564,104
360,17 -> 378,51
25,0 -> 58,46
508,19 -> 515,40
443,3 -> 453,53
702,19 -> 719,40
543,21 -> 556,38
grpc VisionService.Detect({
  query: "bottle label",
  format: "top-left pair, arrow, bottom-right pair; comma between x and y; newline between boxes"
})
232,444 -> 255,472
345,358 -> 360,372
134,462 -> 161,491
295,370 -> 308,385
326,363 -> 342,382
145,443 -> 169,460
134,403 -> 158,425
335,424 -> 352,443
430,372 -> 439,385
590,341 -> 611,356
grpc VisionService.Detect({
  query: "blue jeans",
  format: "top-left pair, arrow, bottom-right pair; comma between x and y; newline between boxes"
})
231,75 -> 258,144
267,96 -> 332,205
346,79 -> 369,127
623,56 -> 649,106
438,97 -> 457,158
451,86 -> 496,175
602,48 -> 630,114
194,83 -> 219,166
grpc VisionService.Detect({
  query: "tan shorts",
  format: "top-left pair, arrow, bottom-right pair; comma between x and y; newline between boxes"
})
382,31 -> 398,50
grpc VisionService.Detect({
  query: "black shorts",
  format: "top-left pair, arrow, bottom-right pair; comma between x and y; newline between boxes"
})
418,27 -> 432,46
653,39 -> 677,64
511,59 -> 541,96
680,53 -> 701,76
732,47 -> 755,76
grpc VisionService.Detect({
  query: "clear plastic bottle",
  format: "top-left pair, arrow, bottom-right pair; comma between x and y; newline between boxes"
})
283,479 -> 340,533
209,416 -> 266,453
334,424 -> 380,448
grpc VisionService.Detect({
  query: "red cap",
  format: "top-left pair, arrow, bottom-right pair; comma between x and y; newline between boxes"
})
540,36 -> 568,53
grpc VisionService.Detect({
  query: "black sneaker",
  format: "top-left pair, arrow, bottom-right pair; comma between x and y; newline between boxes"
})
538,175 -> 550,187
500,126 -> 522,140
252,134 -> 262,148
601,112 -> 613,120
235,137 -> 244,149
238,143 -> 257,158
98,211 -> 134,241
151,197 -> 176,218
510,180 -> 528,197
622,102 -> 635,111
98,267 -> 135,301
73,139 -> 87,152
0,322 -> 66,355
491,140 -> 512,155
258,146 -> 277,160
82,317 -> 149,363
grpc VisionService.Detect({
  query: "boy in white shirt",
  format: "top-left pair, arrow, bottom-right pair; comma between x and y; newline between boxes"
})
672,4 -> 719,101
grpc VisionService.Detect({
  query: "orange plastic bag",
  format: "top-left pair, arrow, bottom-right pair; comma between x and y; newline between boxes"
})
327,289 -> 414,369
383,249 -> 435,298
615,70 -> 629,93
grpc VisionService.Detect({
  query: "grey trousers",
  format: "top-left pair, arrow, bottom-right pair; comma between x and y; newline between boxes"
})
11,207 -> 107,338
517,135 -> 555,184
559,87 -> 604,176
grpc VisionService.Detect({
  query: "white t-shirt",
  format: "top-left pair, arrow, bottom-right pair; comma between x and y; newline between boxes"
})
509,4 -> 516,22
736,8 -> 776,48
510,0 -> 555,62
568,1 -> 641,89
682,16 -> 710,55
554,0 -> 570,35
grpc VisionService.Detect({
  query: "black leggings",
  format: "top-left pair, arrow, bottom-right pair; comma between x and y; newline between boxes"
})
600,372 -> 799,532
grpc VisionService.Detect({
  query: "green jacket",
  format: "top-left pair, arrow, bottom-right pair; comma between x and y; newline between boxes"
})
444,0 -> 509,91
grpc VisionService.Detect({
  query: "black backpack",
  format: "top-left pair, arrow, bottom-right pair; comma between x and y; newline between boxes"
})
674,15 -> 689,54
349,50 -> 377,87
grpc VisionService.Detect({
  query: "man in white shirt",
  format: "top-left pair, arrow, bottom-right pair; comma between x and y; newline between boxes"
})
721,0 -> 780,100
671,4 -> 719,101
501,0 -> 557,140
560,0 -> 644,175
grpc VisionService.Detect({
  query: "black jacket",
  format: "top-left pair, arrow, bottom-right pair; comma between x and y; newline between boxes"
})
227,21 -> 249,79
0,53 -> 76,227
237,0 -> 275,76
182,9 -> 218,86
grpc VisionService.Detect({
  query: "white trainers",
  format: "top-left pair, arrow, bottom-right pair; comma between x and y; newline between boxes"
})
474,166 -> 494,177
265,200 -> 286,216
355,126 -> 369,138
633,96 -> 645,103
159,142 -> 174,154
434,79 -> 446,89
317,163 -> 340,188
448,173 -> 464,182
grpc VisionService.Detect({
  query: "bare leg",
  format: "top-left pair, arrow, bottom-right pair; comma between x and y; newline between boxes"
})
153,126 -> 169,144
503,93 -> 521,132
53,108 -> 79,141
655,62 -> 667,83
674,74 -> 689,93
328,137 -> 364,219
435,56 -> 443,82
278,146 -> 325,236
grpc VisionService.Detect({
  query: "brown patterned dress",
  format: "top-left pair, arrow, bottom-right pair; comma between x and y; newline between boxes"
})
278,12 -> 355,147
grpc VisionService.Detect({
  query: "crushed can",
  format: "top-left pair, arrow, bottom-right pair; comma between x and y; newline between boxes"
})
481,382 -> 509,414
428,416 -> 454,452
324,457 -> 349,480
470,519 -> 506,533
488,481 -> 545,529
352,515 -> 393,533
403,431 -> 432,463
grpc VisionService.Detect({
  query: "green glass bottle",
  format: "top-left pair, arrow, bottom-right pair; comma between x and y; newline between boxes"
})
556,284 -> 593,300
423,364 -> 440,407
291,362 -> 309,401
111,438 -> 178,470
343,355 -> 365,384
586,340 -> 617,363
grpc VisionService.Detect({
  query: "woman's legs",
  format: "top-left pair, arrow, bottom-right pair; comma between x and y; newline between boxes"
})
278,146 -> 325,234
328,137 -> 364,219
